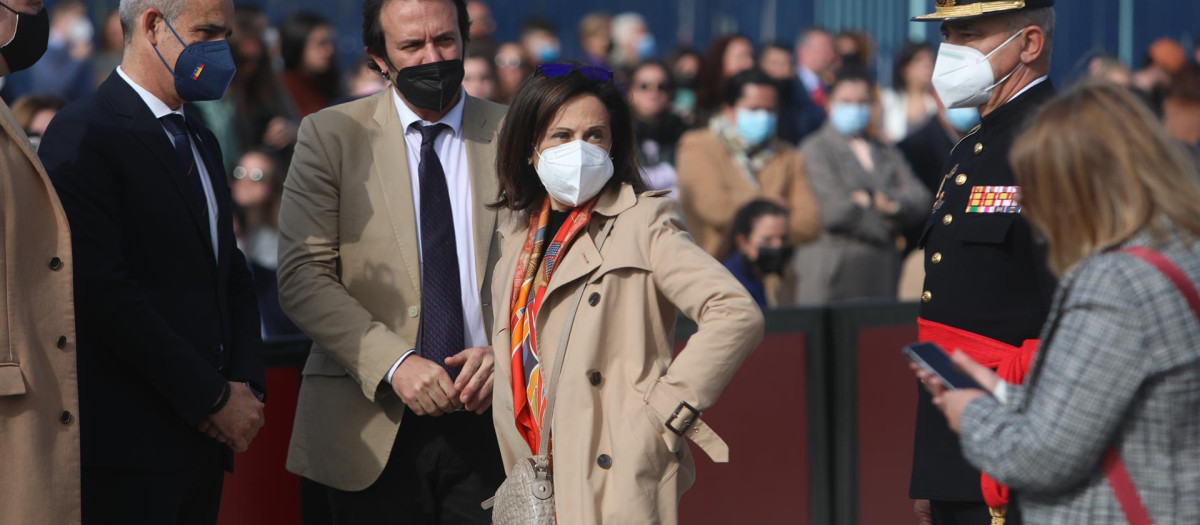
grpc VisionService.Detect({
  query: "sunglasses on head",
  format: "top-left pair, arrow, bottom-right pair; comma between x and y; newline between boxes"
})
536,63 -> 614,82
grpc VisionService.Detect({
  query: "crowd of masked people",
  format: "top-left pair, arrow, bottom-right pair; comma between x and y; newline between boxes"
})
7,1 -> 1200,327
5,0 -> 1200,524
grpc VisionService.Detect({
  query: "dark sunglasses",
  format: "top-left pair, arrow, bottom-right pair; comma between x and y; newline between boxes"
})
535,63 -> 614,82
636,82 -> 670,93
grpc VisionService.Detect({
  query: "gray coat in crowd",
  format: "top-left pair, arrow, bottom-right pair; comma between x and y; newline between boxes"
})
791,124 -> 931,304
960,229 -> 1200,525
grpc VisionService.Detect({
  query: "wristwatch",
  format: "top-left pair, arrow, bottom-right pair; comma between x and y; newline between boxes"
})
244,382 -> 266,402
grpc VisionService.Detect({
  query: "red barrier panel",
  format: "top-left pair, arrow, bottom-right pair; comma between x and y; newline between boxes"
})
856,325 -> 918,525
218,367 -> 303,525
679,333 -> 811,525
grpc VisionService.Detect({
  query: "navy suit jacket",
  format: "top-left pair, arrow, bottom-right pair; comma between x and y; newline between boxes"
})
778,77 -> 827,146
39,72 -> 265,472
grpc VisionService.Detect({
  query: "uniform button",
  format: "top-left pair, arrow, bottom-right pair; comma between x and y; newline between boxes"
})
931,252 -> 943,265
596,454 -> 612,469
955,174 -> 968,186
587,369 -> 602,386
942,214 -> 954,226
60,411 -> 74,424
48,257 -> 63,271
588,293 -> 600,307
56,336 -> 68,349
974,143 -> 984,155
408,306 -> 419,318
922,291 -> 933,303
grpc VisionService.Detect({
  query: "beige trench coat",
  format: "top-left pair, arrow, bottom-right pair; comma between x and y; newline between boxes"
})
491,184 -> 764,524
0,98 -> 80,524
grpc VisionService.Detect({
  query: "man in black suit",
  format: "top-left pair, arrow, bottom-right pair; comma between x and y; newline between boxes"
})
39,0 -> 265,522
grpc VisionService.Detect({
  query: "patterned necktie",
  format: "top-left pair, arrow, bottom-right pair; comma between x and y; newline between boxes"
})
159,114 -> 210,223
414,122 -> 465,380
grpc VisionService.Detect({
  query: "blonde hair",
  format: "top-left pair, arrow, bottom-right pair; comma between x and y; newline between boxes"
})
1011,81 -> 1200,275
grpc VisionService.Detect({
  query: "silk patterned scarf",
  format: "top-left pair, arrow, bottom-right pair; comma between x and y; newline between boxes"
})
510,197 -> 597,454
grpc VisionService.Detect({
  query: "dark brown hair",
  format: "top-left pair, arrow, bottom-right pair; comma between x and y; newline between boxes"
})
362,0 -> 470,75
695,34 -> 753,116
493,64 -> 644,214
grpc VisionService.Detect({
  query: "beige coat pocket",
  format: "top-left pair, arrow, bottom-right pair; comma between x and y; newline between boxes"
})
0,362 -> 27,396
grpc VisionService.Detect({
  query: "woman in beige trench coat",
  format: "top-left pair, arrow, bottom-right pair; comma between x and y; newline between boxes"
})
0,4 -> 80,520
489,64 -> 764,524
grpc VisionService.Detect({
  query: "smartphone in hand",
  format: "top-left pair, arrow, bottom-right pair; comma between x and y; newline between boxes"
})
903,342 -> 985,391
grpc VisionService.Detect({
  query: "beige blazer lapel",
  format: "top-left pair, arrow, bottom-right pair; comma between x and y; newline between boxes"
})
369,92 -> 422,295
462,96 -> 500,294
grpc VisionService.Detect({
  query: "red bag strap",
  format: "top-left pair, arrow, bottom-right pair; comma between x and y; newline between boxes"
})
1104,246 -> 1200,525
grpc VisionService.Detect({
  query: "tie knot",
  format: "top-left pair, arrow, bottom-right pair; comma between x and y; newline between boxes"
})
413,122 -> 447,149
160,114 -> 188,137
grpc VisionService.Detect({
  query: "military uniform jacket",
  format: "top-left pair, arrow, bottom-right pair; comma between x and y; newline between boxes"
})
910,80 -> 1058,501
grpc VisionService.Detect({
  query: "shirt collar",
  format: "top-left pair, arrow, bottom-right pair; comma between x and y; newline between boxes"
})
393,86 -> 465,137
797,66 -> 822,90
1007,75 -> 1049,104
117,65 -> 184,120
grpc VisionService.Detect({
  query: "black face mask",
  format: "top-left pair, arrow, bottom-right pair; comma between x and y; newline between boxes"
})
0,5 -> 49,74
753,245 -> 794,275
388,58 -> 464,112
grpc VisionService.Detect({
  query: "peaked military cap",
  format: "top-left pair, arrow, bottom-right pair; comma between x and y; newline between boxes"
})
912,0 -> 1054,22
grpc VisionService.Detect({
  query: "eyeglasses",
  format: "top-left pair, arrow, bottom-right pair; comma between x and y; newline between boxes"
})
636,82 -> 670,93
495,55 -> 523,69
232,166 -> 265,182
536,63 -> 613,82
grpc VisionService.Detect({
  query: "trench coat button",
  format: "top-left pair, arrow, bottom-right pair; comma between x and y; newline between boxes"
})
587,370 -> 602,386
974,143 -> 984,155
955,174 -> 968,186
60,411 -> 74,424
942,214 -> 954,226
48,257 -> 63,271
596,454 -> 612,469
588,293 -> 600,307
922,291 -> 933,303
56,336 -> 68,349
931,252 -> 943,265
408,306 -> 419,318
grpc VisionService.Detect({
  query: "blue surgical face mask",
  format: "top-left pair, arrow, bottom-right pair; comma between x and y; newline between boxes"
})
536,43 -> 561,63
637,34 -> 657,60
735,108 -> 778,146
829,103 -> 871,136
152,17 -> 237,102
945,107 -> 981,133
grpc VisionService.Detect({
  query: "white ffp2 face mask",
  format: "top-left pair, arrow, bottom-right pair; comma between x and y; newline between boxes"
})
932,29 -> 1024,109
534,140 -> 615,207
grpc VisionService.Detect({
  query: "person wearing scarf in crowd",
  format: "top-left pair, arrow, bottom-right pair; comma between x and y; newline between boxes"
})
677,68 -> 820,263
488,62 -> 763,524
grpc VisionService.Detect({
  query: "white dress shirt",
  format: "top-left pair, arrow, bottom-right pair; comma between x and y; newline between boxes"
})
387,89 -> 488,382
117,66 -> 219,261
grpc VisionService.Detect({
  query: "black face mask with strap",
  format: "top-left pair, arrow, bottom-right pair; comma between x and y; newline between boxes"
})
0,3 -> 49,74
386,57 -> 465,112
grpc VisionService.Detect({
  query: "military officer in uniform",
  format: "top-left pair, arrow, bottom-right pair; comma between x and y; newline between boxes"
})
908,1 -> 1058,524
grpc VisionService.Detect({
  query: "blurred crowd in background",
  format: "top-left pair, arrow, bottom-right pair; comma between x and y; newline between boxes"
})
7,0 -> 1199,337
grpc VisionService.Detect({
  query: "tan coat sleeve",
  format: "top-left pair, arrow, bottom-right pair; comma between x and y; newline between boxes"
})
277,116 -> 412,403
785,150 -> 821,245
645,197 -> 764,412
675,132 -> 740,238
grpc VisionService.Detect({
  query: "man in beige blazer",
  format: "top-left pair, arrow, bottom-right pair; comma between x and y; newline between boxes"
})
0,2 -> 80,524
277,0 -> 507,522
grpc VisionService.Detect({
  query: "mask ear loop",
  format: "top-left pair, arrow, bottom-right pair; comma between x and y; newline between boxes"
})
982,29 -> 1027,92
150,14 -> 188,74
